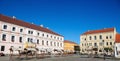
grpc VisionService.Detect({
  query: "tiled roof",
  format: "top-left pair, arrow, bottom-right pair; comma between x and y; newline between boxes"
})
82,28 -> 115,35
116,34 -> 120,43
0,14 -> 62,36
64,40 -> 77,44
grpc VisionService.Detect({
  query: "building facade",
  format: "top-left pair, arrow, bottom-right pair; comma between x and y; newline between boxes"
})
115,34 -> 120,58
80,28 -> 116,54
0,14 -> 64,54
64,40 -> 78,53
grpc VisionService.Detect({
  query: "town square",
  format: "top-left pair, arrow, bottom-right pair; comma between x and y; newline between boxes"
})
0,0 -> 120,61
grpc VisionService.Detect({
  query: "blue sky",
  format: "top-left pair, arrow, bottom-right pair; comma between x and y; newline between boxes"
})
0,0 -> 120,44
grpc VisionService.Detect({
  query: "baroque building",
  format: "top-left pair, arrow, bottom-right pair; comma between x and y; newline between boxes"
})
80,28 -> 116,54
0,14 -> 64,54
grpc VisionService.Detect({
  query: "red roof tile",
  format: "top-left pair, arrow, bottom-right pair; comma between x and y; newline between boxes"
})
116,34 -> 120,43
82,28 -> 115,35
0,14 -> 62,36
64,40 -> 77,44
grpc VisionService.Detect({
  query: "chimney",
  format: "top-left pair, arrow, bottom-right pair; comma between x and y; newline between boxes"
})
88,30 -> 90,32
40,24 -> 43,27
46,27 -> 49,29
12,16 -> 16,19
104,28 -> 106,29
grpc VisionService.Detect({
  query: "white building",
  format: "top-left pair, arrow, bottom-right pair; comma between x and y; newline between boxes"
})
115,34 -> 120,58
0,14 -> 64,54
80,28 -> 116,54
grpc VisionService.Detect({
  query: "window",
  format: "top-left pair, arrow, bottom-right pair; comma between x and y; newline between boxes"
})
89,43 -> 92,46
19,37 -> 22,43
84,38 -> 86,41
116,47 -> 118,55
54,36 -> 56,39
61,38 -> 62,40
60,43 -> 62,47
47,35 -> 48,37
99,42 -> 103,46
57,42 -> 59,47
42,40 -> 44,45
106,42 -> 108,46
46,41 -> 48,46
82,44 -> 83,46
110,35 -> 112,39
106,36 -> 108,39
37,39 -> 39,44
51,36 -> 52,38
54,42 -> 56,46
31,31 -> 33,34
11,36 -> 15,42
85,43 -> 86,46
3,25 -> 7,29
28,31 -> 30,34
37,33 -> 39,36
57,37 -> 59,40
110,42 -> 112,45
102,40 -> 104,42
51,41 -> 52,46
42,34 -> 44,36
2,34 -> 6,41
12,27 -> 16,31
20,29 -> 23,32
27,38 -> 30,42
1,46 -> 5,51
99,35 -> 102,39
89,36 -> 92,40
94,36 -> 97,40
30,38 -> 33,43
99,50 -> 102,52
94,43 -> 97,46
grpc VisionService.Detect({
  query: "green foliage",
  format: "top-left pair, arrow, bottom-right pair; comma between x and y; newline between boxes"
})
104,47 -> 113,52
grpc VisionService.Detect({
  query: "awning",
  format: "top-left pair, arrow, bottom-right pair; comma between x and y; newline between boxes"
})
26,48 -> 36,51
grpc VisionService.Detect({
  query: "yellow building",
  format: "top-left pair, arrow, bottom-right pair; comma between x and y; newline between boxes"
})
64,40 -> 78,53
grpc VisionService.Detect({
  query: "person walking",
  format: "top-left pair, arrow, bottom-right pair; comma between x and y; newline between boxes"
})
104,53 -> 106,60
9,47 -> 13,61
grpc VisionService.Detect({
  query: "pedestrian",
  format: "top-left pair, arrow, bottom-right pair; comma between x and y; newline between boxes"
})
104,53 -> 106,60
9,47 -> 13,61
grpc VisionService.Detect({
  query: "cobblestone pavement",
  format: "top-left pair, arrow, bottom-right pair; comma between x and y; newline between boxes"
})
0,55 -> 120,61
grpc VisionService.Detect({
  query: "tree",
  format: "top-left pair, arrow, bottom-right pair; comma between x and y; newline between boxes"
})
104,47 -> 113,52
